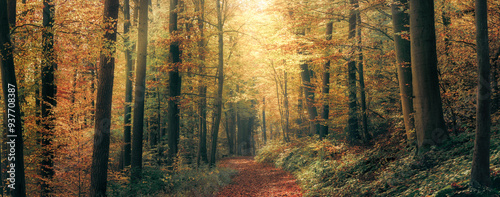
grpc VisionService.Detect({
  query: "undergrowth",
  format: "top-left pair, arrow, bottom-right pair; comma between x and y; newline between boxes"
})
256,130 -> 500,197
107,162 -> 237,197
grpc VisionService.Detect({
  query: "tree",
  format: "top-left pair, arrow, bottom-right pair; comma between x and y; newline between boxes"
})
391,0 -> 414,143
89,0 -> 119,195
41,0 -> 57,195
410,0 -> 447,153
347,0 -> 360,144
0,0 -> 26,195
131,0 -> 148,180
320,18 -> 332,140
262,97 -> 267,143
195,0 -> 209,166
120,0 -> 133,170
471,0 -> 491,188
209,0 -> 224,167
357,12 -> 371,143
167,0 -> 182,169
300,63 -> 319,136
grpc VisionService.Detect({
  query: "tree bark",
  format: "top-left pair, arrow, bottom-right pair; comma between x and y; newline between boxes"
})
209,0 -> 224,167
284,71 -> 289,140
0,0 -> 26,195
195,0 -> 208,166
120,0 -> 133,170
89,0 -> 119,195
167,0 -> 182,169
131,0 -> 148,181
471,0 -> 491,188
224,111 -> 234,155
391,0 -> 414,143
357,12 -> 371,143
41,0 -> 57,195
410,0 -> 448,153
300,63 -> 319,136
262,97 -> 267,143
347,0 -> 360,144
320,19 -> 332,140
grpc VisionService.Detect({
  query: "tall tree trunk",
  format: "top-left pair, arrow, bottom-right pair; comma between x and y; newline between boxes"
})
237,108 -> 243,155
89,0 -> 119,195
441,8 -> 459,135
284,71 -> 289,140
1,0 -> 26,195
224,111 -> 234,155
167,0 -> 182,169
41,0 -> 57,195
195,0 -> 208,166
231,98 -> 237,153
262,97 -> 267,143
120,0 -> 133,170
347,0 -> 360,144
300,63 -> 319,136
131,0 -> 148,181
357,12 -> 371,143
471,0 -> 491,188
410,0 -> 448,153
391,0 -> 414,143
320,17 -> 333,140
209,0 -> 224,167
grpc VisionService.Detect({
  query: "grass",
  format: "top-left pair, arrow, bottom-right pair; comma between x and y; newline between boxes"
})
107,162 -> 237,196
255,130 -> 500,196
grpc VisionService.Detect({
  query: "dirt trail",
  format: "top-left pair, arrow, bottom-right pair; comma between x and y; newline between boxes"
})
216,156 -> 302,197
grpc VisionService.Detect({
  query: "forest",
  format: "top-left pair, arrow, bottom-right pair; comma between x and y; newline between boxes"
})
0,0 -> 499,196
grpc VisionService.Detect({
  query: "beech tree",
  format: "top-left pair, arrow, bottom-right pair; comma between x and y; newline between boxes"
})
120,0 -> 133,170
410,0 -> 448,153
320,16 -> 332,140
391,0 -> 414,143
262,97 -> 267,143
209,0 -> 224,167
357,12 -> 370,143
89,0 -> 119,195
1,0 -> 26,195
471,0 -> 491,188
40,0 -> 57,195
195,0 -> 208,166
131,0 -> 149,180
347,0 -> 360,144
167,0 -> 182,169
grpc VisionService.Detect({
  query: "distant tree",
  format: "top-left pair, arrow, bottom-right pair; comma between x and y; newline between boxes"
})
120,0 -> 133,170
209,0 -> 224,167
195,0 -> 208,166
262,97 -> 267,143
410,0 -> 448,153
89,0 -> 119,195
41,0 -> 57,195
391,0 -> 414,143
167,0 -> 182,169
320,17 -> 332,140
0,0 -> 27,195
347,0 -> 360,144
131,0 -> 149,180
357,12 -> 371,143
471,0 -> 492,188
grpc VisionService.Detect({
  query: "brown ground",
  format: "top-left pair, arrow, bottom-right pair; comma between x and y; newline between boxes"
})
216,156 -> 302,197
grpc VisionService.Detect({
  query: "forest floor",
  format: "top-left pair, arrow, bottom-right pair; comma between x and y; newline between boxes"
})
216,156 -> 302,197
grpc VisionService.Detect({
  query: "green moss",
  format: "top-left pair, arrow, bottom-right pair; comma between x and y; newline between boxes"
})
256,132 -> 500,197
